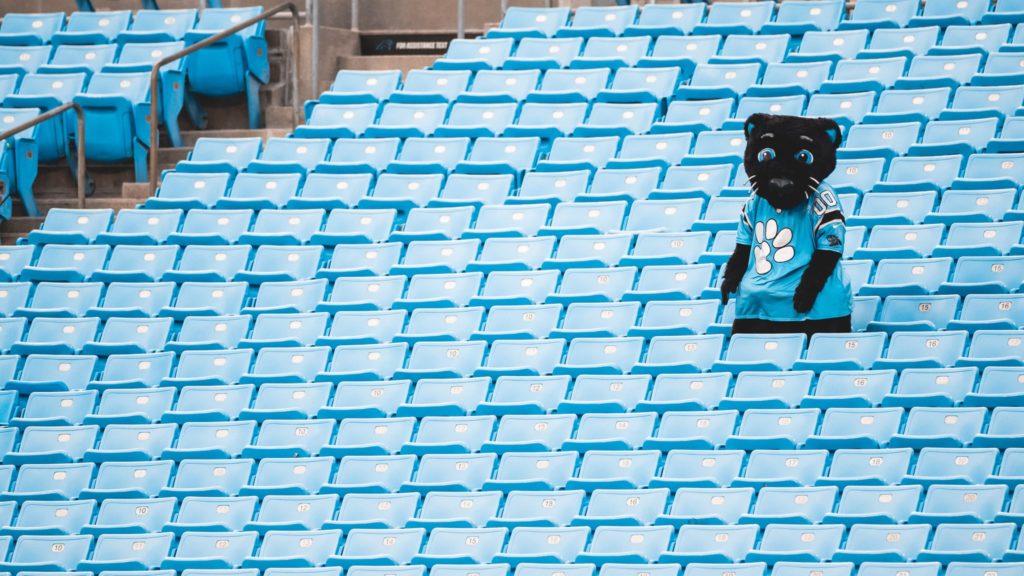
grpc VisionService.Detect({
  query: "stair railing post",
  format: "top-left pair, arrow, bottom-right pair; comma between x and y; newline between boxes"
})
457,0 -> 466,38
147,2 -> 301,196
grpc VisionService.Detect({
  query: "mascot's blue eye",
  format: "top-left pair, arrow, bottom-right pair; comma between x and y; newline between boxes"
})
795,149 -> 814,164
757,148 -> 776,162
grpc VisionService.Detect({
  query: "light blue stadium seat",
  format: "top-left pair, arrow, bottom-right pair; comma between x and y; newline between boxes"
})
317,138 -> 399,175
888,406 -> 987,448
470,237 -> 556,272
832,524 -> 930,563
90,208 -> 181,246
567,449 -> 660,491
694,1 -> 774,35
391,70 -> 472,103
957,329 -> 1024,369
736,449 -> 828,488
234,245 -> 323,285
741,485 -> 839,525
11,389 -> 96,428
316,276 -> 405,312
764,0 -> 844,34
487,7 -> 571,39
237,209 -> 324,246
493,525 -> 588,564
330,492 -> 419,530
0,45 -> 52,76
216,173 -> 303,211
146,175 -> 234,213
325,416 -> 416,457
10,316 -> 99,355
625,4 -> 704,37
91,245 -> 178,283
4,423 -> 98,465
661,524 -> 758,564
326,528 -> 425,568
458,69 -> 539,104
401,452 -> 497,493
240,345 -> 330,386
401,412 -> 493,453
873,330 -> 967,370
716,34 -> 790,67
0,534 -> 91,572
804,407 -> 903,450
574,102 -> 657,138
475,375 -> 570,416
900,53 -> 981,91
927,188 -> 1016,224
486,489 -> 583,528
792,30 -> 868,63
85,386 -> 174,427
238,380 -> 331,421
161,529 -> 259,569
161,245 -> 250,284
440,100 -> 520,136
577,525 -> 672,565
572,37 -> 651,70
434,39 -> 514,71
483,450 -> 578,491
726,408 -> 820,450
366,102 -> 450,138
27,208 -> 113,245
160,348 -> 253,390
318,310 -> 406,347
300,103 -> 379,139
321,70 -> 401,104
918,523 -> 1015,563
406,491 -> 502,530
12,281 -> 100,319
6,353 -> 96,394
397,377 -> 491,417
937,255 -> 1024,296
656,485 -> 753,526
81,496 -> 174,535
678,63 -> 761,101
161,420 -> 255,461
859,257 -> 952,298
241,456 -> 334,497
113,8 -> 194,42
792,332 -> 886,373
556,5 -> 638,38
318,243 -> 401,278
0,461 -> 92,501
317,342 -> 407,382
359,173 -> 445,211
239,311 -> 328,349
504,37 -> 584,71
324,454 -> 416,495
480,413 -> 573,453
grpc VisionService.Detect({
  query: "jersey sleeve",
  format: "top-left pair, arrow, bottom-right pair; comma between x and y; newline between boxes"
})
812,187 -> 846,254
735,196 -> 755,245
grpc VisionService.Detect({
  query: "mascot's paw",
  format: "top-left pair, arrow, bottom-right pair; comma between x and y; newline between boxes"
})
793,283 -> 818,313
720,279 -> 739,305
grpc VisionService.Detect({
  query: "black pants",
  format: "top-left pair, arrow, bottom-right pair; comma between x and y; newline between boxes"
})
732,315 -> 853,339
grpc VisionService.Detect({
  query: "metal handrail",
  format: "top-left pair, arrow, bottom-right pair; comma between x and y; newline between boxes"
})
0,102 -> 87,212
148,2 -> 302,195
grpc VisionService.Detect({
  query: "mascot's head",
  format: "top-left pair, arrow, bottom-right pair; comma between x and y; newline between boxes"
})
743,113 -> 842,211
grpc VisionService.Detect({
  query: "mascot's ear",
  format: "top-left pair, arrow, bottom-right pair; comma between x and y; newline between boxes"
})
744,113 -> 769,140
820,118 -> 842,149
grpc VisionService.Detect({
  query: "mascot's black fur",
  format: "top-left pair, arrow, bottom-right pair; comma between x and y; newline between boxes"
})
720,113 -> 853,336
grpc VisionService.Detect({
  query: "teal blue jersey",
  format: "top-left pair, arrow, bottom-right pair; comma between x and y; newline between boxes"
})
734,185 -> 853,322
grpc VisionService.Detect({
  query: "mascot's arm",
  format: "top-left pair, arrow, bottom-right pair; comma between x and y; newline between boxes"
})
720,243 -> 751,305
794,249 -> 841,313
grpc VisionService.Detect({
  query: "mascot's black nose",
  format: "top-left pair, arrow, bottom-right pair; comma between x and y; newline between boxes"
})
769,177 -> 794,190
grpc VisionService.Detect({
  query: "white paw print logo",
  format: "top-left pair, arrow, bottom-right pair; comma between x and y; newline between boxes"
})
754,219 -> 794,274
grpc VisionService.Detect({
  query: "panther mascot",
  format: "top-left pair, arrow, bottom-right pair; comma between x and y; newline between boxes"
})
720,113 -> 853,336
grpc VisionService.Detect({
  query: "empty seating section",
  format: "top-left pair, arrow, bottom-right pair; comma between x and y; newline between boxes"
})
1,1 -> 1024,576
0,6 -> 271,218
